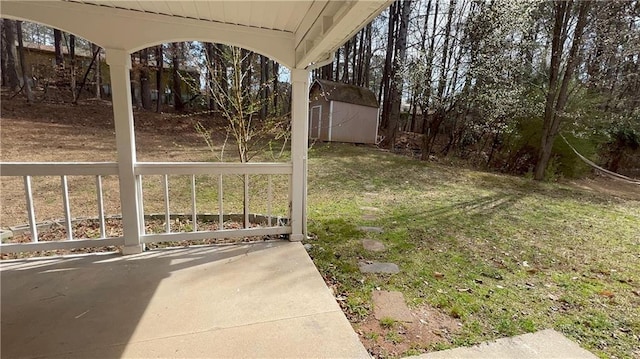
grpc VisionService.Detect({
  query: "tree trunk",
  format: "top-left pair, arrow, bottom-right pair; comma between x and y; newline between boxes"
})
355,28 -> 364,86
156,45 -> 163,112
74,46 -> 101,103
1,20 -> 8,87
383,0 -> 412,150
3,19 -> 20,92
321,61 -> 333,80
342,39 -> 350,83
378,2 -> 397,142
534,1 -> 590,180
272,60 -> 279,115
422,0 -> 453,160
171,42 -> 184,111
351,33 -> 358,85
15,21 -> 33,102
364,23 -> 372,87
69,34 -> 77,102
334,47 -> 341,80
216,44 -> 229,110
54,29 -> 64,66
419,0 -> 438,149
93,44 -> 101,99
140,49 -> 152,110
131,53 -> 142,107
205,43 -> 216,111
260,55 -> 268,120
436,0 -> 455,101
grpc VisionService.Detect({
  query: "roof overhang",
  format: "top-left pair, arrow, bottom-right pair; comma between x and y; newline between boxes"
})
0,0 -> 392,69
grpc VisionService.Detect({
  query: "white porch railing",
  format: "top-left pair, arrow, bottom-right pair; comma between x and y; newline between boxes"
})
0,162 -> 292,254
0,162 -> 122,253
134,162 -> 292,244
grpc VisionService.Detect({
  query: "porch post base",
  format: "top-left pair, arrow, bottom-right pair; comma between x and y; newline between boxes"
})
122,244 -> 144,255
289,234 -> 305,242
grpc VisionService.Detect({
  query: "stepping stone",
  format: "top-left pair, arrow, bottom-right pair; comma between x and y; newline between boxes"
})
361,213 -> 378,221
361,239 -> 386,252
372,290 -> 414,323
360,207 -> 381,221
359,261 -> 399,274
357,226 -> 383,233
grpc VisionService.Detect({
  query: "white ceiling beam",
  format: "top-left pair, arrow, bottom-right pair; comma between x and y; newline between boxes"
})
295,0 -> 392,69
294,0 -> 329,47
1,0 -> 296,67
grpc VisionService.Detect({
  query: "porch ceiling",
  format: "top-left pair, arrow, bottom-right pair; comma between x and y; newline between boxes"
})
0,0 -> 392,69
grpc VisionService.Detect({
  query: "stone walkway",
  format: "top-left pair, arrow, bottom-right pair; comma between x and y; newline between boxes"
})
357,205 -> 415,332
356,204 -> 597,359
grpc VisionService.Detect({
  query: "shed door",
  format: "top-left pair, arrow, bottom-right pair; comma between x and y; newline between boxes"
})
309,105 -> 322,139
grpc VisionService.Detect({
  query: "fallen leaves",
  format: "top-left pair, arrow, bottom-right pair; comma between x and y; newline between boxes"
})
598,290 -> 615,298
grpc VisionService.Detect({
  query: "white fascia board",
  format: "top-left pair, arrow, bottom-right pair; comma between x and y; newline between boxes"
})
295,0 -> 392,69
1,1 -> 296,68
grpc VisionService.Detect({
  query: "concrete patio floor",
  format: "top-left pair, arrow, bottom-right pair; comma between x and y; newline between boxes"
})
408,329 -> 598,359
1,241 -> 369,358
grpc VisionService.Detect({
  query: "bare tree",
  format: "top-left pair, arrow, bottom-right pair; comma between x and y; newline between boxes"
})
382,0 -> 412,149
69,34 -> 77,101
534,1 -> 590,180
1,20 -> 8,87
53,29 -> 64,66
140,48 -> 152,110
15,20 -> 34,102
378,2 -> 398,144
171,42 -> 184,111
381,0 -> 411,149
92,43 -> 101,99
155,44 -> 163,112
2,19 -> 20,92
260,54 -> 268,120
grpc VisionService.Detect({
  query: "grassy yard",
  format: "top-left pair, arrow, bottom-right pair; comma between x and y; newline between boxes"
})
305,143 -> 639,359
2,101 -> 639,358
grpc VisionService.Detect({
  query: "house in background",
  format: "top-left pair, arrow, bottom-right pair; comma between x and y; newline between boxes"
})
19,41 -> 199,104
309,79 -> 379,144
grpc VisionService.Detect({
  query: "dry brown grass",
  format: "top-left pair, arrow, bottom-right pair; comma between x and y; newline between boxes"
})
1,97 -> 228,227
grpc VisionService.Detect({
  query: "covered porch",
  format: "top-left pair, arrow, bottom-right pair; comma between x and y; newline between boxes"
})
1,241 -> 369,357
0,0 -> 391,255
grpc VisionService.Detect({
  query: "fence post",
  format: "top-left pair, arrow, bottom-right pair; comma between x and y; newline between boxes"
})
289,69 -> 310,241
106,48 -> 143,254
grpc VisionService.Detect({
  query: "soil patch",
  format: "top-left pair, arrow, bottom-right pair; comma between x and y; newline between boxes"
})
356,303 -> 461,358
569,176 -> 640,201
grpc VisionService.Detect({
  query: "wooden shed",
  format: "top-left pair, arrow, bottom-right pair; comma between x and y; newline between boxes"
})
309,79 -> 379,144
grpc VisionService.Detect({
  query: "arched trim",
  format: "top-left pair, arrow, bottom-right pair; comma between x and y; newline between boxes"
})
1,1 -> 295,68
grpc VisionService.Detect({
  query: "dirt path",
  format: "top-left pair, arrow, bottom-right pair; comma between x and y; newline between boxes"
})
569,177 -> 640,201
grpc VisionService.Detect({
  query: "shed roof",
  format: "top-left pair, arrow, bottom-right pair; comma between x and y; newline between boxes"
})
311,79 -> 378,108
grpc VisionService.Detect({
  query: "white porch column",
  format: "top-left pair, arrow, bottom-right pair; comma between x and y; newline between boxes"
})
106,49 -> 143,254
289,69 -> 310,241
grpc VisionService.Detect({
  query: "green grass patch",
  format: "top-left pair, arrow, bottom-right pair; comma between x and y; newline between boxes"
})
305,143 -> 640,359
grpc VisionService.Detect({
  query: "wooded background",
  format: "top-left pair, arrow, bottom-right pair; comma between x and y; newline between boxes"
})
2,0 -> 639,180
